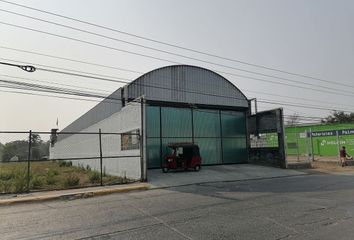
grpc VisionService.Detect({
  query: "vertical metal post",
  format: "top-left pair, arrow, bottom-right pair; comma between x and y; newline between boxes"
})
219,110 -> 224,164
99,128 -> 103,186
191,108 -> 194,144
305,130 -> 310,162
277,108 -> 287,168
27,130 -> 32,192
310,128 -> 314,162
296,132 -> 300,162
140,98 -> 147,182
336,130 -> 340,163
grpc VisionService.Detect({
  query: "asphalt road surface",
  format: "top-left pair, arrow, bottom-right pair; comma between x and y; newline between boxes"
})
2,172 -> 354,240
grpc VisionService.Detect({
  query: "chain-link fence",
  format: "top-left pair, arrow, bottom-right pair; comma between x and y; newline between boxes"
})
286,131 -> 313,164
284,129 -> 354,164
0,130 -> 142,194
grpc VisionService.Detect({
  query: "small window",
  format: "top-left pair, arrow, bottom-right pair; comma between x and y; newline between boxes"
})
121,129 -> 140,150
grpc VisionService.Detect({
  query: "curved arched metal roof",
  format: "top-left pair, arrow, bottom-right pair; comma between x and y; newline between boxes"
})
60,65 -> 249,135
128,65 -> 248,108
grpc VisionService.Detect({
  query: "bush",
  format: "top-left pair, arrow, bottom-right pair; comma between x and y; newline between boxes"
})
0,171 -> 14,181
86,165 -> 91,172
77,163 -> 86,172
32,175 -> 45,189
89,171 -> 100,184
58,160 -> 66,167
63,174 -> 80,188
46,171 -> 57,185
48,169 -> 59,176
0,180 -> 12,193
13,167 -> 27,193
59,160 -> 72,167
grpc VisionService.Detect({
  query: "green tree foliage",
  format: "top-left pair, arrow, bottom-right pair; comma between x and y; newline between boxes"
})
1,134 -> 50,162
1,140 -> 28,162
0,142 -> 4,162
322,111 -> 354,124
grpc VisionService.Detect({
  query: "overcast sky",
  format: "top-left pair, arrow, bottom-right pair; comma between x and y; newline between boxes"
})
1,0 -> 354,138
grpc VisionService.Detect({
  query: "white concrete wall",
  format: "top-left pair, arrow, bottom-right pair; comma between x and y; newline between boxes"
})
50,102 -> 142,180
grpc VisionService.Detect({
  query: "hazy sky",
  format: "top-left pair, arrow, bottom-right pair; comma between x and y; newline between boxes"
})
1,0 -> 354,137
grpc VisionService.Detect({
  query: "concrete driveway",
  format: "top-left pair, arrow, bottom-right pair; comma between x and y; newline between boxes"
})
148,164 -> 306,188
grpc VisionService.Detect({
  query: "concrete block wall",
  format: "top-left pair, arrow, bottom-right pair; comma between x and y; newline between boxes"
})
50,102 -> 142,180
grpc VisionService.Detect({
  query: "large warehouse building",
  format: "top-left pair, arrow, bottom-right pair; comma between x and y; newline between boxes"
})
50,65 -> 284,181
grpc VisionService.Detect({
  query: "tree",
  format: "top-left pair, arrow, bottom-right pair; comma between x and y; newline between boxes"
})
0,142 -> 4,162
1,140 -> 29,162
1,134 -> 49,162
322,111 -> 354,124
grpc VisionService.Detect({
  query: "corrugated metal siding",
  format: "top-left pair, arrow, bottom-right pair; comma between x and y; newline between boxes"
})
59,65 -> 249,141
128,65 -> 248,108
58,89 -> 122,140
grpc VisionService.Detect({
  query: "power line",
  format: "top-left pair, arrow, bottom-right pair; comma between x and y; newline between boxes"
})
243,89 -> 354,109
1,74 -> 112,94
0,0 -> 343,86
0,57 -> 131,83
0,46 -> 142,74
4,54 -> 354,101
0,84 -> 332,122
2,20 -> 354,94
258,100 -> 346,112
0,88 -> 103,103
2,72 -> 353,114
1,58 -> 354,114
0,60 -> 35,72
3,46 -> 354,110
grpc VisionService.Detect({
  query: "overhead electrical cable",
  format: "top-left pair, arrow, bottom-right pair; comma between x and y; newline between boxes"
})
1,75 -> 354,114
3,56 -> 354,100
0,0 -> 345,87
2,46 -> 354,109
1,21 -> 354,93
2,58 -> 354,113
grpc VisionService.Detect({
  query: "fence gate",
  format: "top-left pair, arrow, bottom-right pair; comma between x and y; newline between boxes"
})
248,108 -> 286,168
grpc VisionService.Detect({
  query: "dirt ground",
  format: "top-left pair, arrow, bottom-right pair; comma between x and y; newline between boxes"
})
311,161 -> 354,174
287,155 -> 354,174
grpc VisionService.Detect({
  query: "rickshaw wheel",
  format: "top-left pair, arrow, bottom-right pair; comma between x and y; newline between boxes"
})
162,167 -> 169,173
194,165 -> 201,171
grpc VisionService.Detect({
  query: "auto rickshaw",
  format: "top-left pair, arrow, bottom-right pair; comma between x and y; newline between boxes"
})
162,143 -> 202,173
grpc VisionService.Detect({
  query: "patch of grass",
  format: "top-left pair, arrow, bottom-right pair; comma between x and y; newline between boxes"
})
46,171 -> 57,185
58,160 -> 66,167
89,171 -> 100,184
31,175 -> 45,189
63,174 -> 80,188
13,166 -> 28,193
0,180 -> 12,193
0,171 -> 14,181
0,161 -> 125,194
58,160 -> 72,167
48,169 -> 59,176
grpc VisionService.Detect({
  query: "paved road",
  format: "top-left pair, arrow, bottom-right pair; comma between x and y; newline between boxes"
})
2,172 -> 354,239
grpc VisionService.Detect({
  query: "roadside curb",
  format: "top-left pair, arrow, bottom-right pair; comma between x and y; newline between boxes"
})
0,184 -> 150,206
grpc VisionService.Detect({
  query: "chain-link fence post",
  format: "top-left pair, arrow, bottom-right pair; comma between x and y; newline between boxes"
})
140,98 -> 147,182
296,132 -> 300,161
99,128 -> 103,186
310,128 -> 314,162
336,130 -> 341,163
27,130 -> 32,192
